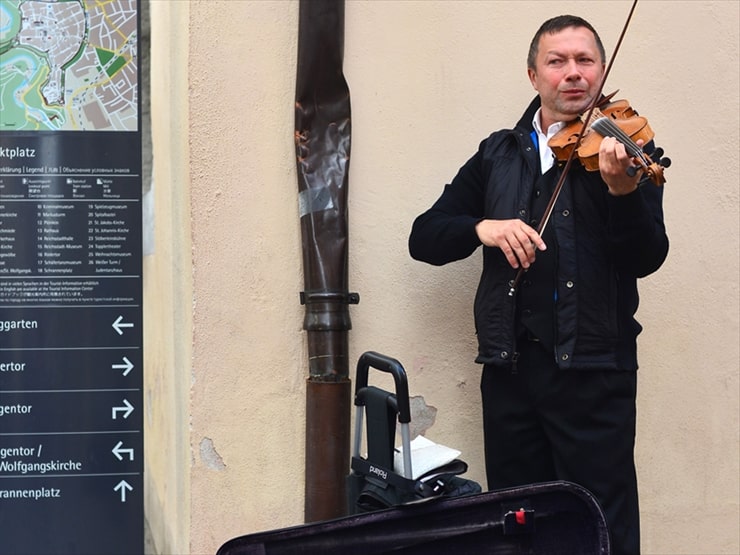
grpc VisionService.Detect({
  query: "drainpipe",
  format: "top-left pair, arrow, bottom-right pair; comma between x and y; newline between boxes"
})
295,0 -> 357,523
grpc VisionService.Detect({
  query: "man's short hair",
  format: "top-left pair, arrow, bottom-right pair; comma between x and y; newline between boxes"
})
527,15 -> 606,70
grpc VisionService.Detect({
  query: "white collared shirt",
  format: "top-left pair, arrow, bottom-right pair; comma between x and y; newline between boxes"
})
532,108 -> 566,174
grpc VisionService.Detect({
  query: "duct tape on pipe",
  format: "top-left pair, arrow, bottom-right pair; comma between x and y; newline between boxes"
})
299,186 -> 335,217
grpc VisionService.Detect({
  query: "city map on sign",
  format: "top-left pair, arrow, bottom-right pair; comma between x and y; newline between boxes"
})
0,0 -> 137,131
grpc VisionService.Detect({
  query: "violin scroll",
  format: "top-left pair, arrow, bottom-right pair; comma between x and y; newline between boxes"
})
625,145 -> 671,185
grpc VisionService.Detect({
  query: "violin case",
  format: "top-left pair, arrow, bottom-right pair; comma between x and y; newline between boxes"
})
217,480 -> 610,554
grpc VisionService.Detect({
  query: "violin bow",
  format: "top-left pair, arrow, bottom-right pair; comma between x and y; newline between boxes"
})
508,0 -> 639,297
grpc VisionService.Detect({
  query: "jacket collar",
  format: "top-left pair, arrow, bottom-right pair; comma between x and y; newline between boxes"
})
516,96 -> 542,132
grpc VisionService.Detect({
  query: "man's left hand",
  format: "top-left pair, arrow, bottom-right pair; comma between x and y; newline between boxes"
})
598,136 -> 641,196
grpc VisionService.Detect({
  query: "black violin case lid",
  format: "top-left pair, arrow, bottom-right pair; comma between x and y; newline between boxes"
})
217,480 -> 610,555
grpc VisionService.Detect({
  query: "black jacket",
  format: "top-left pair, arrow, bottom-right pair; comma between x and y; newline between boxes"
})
409,97 -> 669,370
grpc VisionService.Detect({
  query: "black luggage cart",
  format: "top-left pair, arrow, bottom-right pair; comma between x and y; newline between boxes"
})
217,480 -> 610,554
348,351 -> 480,513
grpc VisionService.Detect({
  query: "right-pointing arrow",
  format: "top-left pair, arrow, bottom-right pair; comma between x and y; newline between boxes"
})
112,356 -> 134,376
111,399 -> 134,420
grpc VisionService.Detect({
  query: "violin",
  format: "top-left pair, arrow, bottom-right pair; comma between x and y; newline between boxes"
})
548,95 -> 671,186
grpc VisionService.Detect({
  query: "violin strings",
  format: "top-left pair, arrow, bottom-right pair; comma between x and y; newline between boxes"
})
591,118 -> 649,164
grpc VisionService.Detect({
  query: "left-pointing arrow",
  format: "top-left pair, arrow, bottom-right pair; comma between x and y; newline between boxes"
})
111,399 -> 134,420
112,441 -> 135,461
114,480 -> 133,502
112,315 -> 134,336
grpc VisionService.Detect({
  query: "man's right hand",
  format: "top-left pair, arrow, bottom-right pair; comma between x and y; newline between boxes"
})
475,219 -> 547,269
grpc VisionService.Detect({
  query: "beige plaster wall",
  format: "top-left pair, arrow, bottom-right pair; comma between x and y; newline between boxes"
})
144,1 -> 191,554
146,1 -> 740,554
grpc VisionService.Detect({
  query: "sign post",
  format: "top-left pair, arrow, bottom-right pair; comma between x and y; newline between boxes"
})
0,1 -> 143,553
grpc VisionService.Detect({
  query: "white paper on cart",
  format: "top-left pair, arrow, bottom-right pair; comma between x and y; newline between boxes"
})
393,435 -> 462,480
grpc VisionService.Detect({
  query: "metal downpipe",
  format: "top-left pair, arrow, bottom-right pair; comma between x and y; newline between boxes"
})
294,0 -> 357,523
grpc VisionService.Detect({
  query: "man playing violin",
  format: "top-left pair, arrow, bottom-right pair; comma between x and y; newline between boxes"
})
409,15 -> 668,555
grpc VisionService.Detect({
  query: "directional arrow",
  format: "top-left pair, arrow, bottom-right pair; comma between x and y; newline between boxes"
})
112,315 -> 134,336
112,441 -> 135,461
111,399 -> 134,420
112,356 -> 134,376
114,480 -> 133,502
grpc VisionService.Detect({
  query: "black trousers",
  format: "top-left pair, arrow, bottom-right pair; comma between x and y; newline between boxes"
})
481,339 -> 640,555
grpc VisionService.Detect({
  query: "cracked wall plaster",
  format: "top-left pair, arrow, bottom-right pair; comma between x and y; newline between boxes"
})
200,437 -> 226,471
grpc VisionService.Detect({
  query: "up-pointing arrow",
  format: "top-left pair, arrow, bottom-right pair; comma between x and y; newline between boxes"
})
112,315 -> 134,336
112,441 -> 135,461
114,480 -> 133,502
111,399 -> 134,420
112,356 -> 134,376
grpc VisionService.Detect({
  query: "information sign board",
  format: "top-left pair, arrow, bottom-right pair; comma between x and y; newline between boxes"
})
0,1 -> 142,553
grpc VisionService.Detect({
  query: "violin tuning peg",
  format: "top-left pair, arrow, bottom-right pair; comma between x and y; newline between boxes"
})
652,147 -> 664,159
660,157 -> 672,168
626,165 -> 638,177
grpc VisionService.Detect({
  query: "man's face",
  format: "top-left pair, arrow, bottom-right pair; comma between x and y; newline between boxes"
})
527,26 -> 605,129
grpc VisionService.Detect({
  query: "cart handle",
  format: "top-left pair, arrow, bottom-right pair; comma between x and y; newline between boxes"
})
354,351 -> 411,424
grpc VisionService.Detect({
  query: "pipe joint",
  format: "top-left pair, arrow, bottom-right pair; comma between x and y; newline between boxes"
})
300,290 -> 359,331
